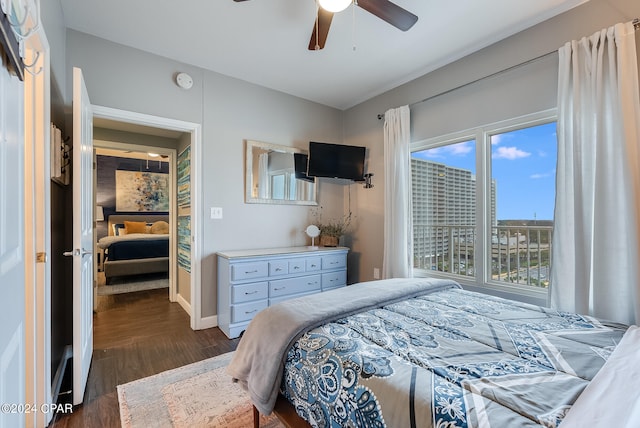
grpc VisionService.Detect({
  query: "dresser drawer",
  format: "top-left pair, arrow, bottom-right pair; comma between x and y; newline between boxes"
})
322,271 -> 347,290
322,254 -> 346,270
232,282 -> 268,304
231,300 -> 268,323
231,262 -> 269,281
269,260 -> 288,276
305,257 -> 322,272
288,258 -> 306,274
270,275 -> 321,298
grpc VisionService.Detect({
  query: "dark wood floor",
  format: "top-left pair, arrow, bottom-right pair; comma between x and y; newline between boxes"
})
51,288 -> 240,428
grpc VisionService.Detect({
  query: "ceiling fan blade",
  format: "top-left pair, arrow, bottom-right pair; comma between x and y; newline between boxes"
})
357,0 -> 418,31
308,8 -> 334,50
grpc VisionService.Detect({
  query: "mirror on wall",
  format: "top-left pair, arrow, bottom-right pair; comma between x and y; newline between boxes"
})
245,140 -> 317,205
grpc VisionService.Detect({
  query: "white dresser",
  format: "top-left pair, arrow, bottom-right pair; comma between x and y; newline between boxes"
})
217,246 -> 348,339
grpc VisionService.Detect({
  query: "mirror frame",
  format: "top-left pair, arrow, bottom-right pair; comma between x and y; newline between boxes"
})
245,140 -> 318,206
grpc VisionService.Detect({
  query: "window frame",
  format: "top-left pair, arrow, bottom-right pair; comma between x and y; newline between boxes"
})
411,109 -> 557,302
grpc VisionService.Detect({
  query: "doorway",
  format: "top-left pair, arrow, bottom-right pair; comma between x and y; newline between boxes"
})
91,106 -> 204,329
93,145 -> 175,302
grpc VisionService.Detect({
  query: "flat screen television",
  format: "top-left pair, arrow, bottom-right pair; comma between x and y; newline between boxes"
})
293,153 -> 314,182
307,142 -> 366,181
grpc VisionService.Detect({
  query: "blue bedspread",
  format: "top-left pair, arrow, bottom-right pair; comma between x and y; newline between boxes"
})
281,287 -> 626,427
106,238 -> 168,261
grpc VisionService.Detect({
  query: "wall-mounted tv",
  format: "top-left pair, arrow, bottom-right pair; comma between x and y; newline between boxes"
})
307,142 -> 366,181
293,153 -> 314,182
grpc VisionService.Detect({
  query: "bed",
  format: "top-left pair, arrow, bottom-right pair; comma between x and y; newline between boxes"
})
227,278 -> 637,428
98,214 -> 170,284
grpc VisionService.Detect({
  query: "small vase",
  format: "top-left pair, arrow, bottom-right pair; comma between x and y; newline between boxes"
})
320,235 -> 339,247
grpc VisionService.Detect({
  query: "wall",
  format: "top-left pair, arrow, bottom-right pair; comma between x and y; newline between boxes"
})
94,127 -> 181,149
64,30 -> 344,319
95,154 -> 170,239
343,0 -> 640,301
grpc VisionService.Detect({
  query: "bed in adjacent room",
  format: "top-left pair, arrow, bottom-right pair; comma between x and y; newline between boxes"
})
98,214 -> 170,285
227,278 -> 634,428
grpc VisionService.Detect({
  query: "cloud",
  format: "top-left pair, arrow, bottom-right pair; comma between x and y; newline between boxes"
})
419,141 -> 473,159
530,169 -> 556,179
491,133 -> 516,145
448,143 -> 473,155
493,146 -> 531,160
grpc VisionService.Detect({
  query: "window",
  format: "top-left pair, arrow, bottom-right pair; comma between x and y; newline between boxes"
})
270,171 -> 299,200
412,140 -> 477,277
489,123 -> 556,288
411,111 -> 556,294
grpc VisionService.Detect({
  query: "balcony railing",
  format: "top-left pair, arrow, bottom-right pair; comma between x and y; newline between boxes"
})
413,224 -> 553,288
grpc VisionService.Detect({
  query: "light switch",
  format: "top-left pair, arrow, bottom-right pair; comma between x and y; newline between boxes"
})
211,207 -> 223,219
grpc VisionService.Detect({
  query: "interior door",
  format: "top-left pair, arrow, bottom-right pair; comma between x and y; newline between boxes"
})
71,67 -> 94,405
0,54 -> 26,427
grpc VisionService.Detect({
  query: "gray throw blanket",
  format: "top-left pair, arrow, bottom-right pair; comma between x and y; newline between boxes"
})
226,277 -> 461,415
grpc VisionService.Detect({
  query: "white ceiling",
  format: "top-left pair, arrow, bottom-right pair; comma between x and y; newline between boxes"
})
59,0 -> 588,110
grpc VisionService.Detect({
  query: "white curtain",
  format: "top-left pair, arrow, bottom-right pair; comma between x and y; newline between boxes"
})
551,22 -> 640,325
383,105 -> 413,279
257,152 -> 270,199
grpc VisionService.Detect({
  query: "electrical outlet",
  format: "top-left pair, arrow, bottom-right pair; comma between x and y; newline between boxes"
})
373,268 -> 380,279
210,207 -> 223,219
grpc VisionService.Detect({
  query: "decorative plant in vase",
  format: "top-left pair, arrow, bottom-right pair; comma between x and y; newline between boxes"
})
311,207 -> 354,247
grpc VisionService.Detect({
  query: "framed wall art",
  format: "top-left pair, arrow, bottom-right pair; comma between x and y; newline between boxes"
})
115,170 -> 169,212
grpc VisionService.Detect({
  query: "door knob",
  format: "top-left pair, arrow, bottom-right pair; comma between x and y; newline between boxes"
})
63,249 -> 92,257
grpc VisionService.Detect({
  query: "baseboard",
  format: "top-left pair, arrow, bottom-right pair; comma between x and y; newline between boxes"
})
176,293 -> 191,316
198,315 -> 218,330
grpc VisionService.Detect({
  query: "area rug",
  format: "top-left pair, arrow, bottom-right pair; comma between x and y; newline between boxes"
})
98,274 -> 169,296
117,352 -> 283,428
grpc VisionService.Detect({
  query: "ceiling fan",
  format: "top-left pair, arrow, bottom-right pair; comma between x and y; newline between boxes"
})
233,0 -> 418,50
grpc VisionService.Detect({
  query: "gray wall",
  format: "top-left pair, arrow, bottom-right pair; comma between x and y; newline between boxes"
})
94,127 -> 182,149
342,0 -> 640,298
63,30 -> 343,318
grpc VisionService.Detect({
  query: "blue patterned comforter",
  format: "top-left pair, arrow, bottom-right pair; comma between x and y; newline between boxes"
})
281,287 -> 626,427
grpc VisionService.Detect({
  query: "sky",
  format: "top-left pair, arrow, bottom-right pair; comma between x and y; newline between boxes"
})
412,122 -> 557,220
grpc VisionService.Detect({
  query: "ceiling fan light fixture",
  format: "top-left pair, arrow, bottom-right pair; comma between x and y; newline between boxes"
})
318,0 -> 351,13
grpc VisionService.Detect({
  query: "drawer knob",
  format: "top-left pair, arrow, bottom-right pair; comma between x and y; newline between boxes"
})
245,269 -> 258,274
293,266 -> 300,270
245,290 -> 258,295
245,309 -> 258,314
274,286 -> 286,291
310,264 -> 317,268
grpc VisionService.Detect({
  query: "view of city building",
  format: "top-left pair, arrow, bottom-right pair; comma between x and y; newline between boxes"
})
411,122 -> 556,288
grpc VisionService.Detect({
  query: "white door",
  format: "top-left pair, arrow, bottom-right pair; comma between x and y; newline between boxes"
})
70,67 -> 94,405
0,59 -> 26,426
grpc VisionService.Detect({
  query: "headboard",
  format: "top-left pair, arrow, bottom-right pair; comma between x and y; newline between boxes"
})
107,214 -> 169,236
